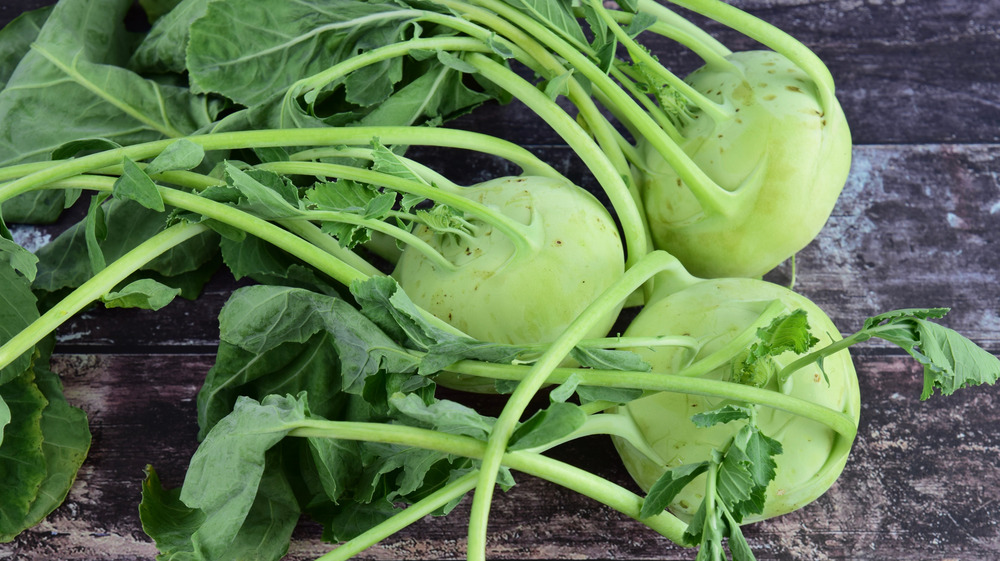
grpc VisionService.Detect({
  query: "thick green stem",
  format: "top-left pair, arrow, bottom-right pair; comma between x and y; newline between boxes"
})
284,35 -> 493,115
666,0 -> 837,115
777,331 -> 870,384
587,0 -> 731,123
0,222 -> 208,371
289,147 -> 465,193
0,127 -> 563,205
466,250 -> 681,561
459,0 -> 736,221
445,361 -> 858,440
630,0 -> 733,62
289,210 -> 457,272
465,53 -> 646,268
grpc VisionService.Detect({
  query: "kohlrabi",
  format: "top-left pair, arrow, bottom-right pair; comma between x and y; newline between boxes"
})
635,49 -> 852,279
391,175 -> 625,390
613,273 -> 861,521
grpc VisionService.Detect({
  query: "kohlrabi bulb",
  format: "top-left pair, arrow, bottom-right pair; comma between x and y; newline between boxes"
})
392,175 -> 625,391
614,278 -> 860,521
638,50 -> 852,279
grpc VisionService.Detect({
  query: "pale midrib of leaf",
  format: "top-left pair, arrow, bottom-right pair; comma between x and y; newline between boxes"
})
196,10 -> 423,72
30,44 -> 185,138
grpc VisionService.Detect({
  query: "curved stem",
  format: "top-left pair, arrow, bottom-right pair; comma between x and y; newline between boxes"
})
295,210 -> 457,271
666,0 -> 837,115
444,361 -> 858,440
255,160 -> 538,258
466,250 -> 681,561
630,0 -> 733,62
289,147 -> 465,193
465,54 -> 645,268
0,127 -> 565,205
456,0 -> 734,220
287,420 -> 690,545
283,35 -> 493,118
0,222 -> 208,371
315,472 -> 479,561
587,0 -> 731,123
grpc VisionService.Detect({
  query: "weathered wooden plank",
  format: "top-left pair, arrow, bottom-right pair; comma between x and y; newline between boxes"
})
2,352 -> 998,560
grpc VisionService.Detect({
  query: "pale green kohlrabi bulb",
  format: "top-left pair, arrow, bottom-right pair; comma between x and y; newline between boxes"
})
392,175 -> 625,392
638,50 -> 852,279
614,278 -> 861,521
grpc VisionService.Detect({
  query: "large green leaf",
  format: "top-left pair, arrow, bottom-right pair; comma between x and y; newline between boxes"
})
0,371 -> 47,542
179,394 -> 306,560
130,0 -> 210,74
32,198 -> 218,296
20,367 -> 91,536
0,0 -> 221,223
186,0 -> 418,107
217,285 -> 421,393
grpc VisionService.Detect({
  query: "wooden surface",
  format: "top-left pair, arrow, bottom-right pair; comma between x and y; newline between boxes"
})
2,0 -> 1000,560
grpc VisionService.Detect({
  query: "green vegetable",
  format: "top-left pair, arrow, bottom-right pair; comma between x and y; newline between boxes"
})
0,1 -> 996,560
392,175 -> 624,354
637,50 -> 852,278
614,275 -> 861,522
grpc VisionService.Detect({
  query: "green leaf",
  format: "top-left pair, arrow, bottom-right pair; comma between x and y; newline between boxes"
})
130,0 -> 210,74
639,462 -> 708,519
113,157 -> 166,212
542,70 -> 573,100
498,0 -> 588,49
102,278 -> 182,311
186,0 -> 417,107
306,179 -> 393,249
0,6 -> 51,90
139,465 -> 205,560
732,309 -> 818,388
569,346 -> 650,372
179,394 -> 306,560
144,138 -> 206,176
33,198 -> 218,296
389,392 -> 494,440
0,370 -> 47,542
224,163 -> 302,220
21,367 -> 91,537
862,308 -> 1000,399
718,424 -> 782,521
51,138 -> 122,160
0,237 -> 38,283
84,193 -> 110,275
0,0 -> 221,169
220,234 -> 340,295
436,51 -> 478,74
508,402 -> 586,451
196,334 -> 342,438
218,284 -> 420,394
691,404 -> 754,428
370,140 -> 430,194
0,262 -> 40,386
756,309 -> 819,356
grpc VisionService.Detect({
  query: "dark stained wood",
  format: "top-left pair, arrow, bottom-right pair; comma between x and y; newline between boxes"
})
1,0 -> 999,559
